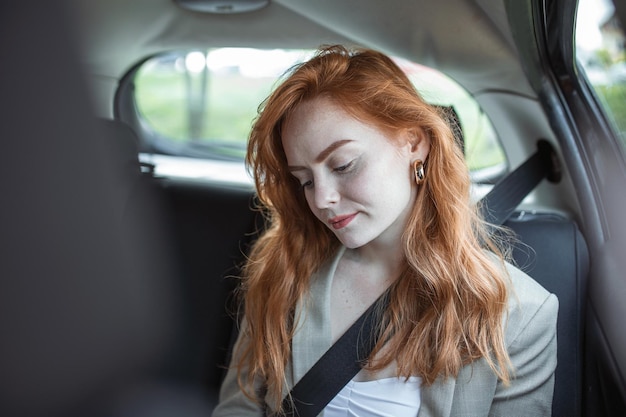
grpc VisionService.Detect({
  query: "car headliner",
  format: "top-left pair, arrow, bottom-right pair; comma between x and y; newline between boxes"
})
68,0 -> 576,216
70,0 -> 532,97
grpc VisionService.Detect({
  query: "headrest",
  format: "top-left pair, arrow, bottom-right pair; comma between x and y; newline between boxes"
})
97,118 -> 141,173
434,105 -> 464,154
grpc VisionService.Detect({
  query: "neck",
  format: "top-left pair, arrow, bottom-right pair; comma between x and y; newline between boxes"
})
344,239 -> 406,284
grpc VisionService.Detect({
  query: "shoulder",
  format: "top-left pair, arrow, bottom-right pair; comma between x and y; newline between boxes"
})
482,260 -> 559,415
502,260 -> 559,348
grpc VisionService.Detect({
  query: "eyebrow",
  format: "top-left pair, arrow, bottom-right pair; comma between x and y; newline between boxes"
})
287,139 -> 353,172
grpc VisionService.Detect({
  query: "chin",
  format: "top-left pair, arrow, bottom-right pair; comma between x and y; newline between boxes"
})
334,235 -> 368,249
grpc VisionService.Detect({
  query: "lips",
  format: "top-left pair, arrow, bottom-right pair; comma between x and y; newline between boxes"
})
329,213 -> 357,230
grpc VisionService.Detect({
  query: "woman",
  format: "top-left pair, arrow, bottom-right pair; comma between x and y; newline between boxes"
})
212,45 -> 557,417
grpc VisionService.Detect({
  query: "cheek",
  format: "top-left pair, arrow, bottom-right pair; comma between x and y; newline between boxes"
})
375,159 -> 414,205
356,157 -> 409,199
344,174 -> 372,202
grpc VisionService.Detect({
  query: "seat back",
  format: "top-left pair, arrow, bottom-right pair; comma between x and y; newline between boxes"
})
94,119 -> 220,413
158,179 -> 258,394
504,212 -> 589,417
0,0 -> 194,409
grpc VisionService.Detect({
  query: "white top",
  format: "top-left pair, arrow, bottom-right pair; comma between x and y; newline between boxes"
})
323,376 -> 422,417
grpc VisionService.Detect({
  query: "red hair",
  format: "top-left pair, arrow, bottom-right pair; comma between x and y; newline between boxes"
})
237,45 -> 511,413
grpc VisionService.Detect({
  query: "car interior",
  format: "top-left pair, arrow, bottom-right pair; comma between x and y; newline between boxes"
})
2,0 -> 626,416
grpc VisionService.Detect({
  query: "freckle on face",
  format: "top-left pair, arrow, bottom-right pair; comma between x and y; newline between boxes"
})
281,97 -> 419,250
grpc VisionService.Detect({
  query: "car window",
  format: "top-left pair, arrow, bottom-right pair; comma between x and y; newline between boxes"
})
396,58 -> 505,180
576,0 -> 626,144
130,48 -> 505,181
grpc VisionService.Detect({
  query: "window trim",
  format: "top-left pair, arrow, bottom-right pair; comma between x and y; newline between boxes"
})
115,48 -> 508,183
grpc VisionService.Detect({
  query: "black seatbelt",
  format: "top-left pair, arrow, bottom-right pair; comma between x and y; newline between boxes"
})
275,139 -> 560,417
280,292 -> 390,417
480,139 -> 560,225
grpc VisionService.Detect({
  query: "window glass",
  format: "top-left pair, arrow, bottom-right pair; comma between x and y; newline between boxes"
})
576,0 -> 626,143
135,49 -> 312,160
133,48 -> 505,179
396,58 -> 505,176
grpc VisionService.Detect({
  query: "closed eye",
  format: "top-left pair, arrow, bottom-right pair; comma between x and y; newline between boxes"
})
290,171 -> 313,189
334,160 -> 355,173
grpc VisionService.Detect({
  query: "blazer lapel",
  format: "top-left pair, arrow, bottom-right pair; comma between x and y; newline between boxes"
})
291,246 -> 345,384
418,377 -> 456,417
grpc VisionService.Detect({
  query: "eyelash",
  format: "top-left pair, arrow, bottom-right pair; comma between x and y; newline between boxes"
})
334,160 -> 354,173
299,159 -> 356,189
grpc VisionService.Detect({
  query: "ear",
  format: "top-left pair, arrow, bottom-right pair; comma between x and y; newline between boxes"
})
405,127 -> 430,161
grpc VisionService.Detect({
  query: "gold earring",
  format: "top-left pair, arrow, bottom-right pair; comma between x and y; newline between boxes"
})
413,160 -> 425,185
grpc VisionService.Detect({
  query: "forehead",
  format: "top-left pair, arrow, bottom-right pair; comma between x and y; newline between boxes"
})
281,97 -> 380,162
283,97 -> 346,138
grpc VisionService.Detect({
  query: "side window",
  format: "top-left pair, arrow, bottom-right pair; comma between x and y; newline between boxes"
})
397,59 -> 505,179
576,0 -> 626,143
128,48 -> 506,181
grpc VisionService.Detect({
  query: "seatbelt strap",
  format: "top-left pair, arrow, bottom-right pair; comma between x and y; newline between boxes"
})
280,292 -> 390,417
279,140 -> 559,417
480,139 -> 560,225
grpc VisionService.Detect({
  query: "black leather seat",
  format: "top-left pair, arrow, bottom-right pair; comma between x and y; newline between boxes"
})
505,212 -> 589,417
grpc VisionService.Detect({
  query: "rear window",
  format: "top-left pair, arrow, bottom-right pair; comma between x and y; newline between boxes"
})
123,48 -> 505,182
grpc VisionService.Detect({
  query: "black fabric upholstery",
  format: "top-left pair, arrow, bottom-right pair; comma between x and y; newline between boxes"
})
0,0 -> 208,408
158,179 -> 258,393
97,118 -> 141,172
504,212 -> 589,417
97,118 -> 258,395
95,119 -> 218,413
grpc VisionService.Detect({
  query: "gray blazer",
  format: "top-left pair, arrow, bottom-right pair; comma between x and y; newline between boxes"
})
213,247 -> 558,417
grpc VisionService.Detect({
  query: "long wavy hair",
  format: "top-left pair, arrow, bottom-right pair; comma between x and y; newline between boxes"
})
237,45 -> 511,413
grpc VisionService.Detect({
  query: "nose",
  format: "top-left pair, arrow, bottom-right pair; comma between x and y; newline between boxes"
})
311,176 -> 339,209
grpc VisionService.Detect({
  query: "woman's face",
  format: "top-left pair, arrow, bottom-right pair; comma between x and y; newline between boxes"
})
281,97 -> 430,250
